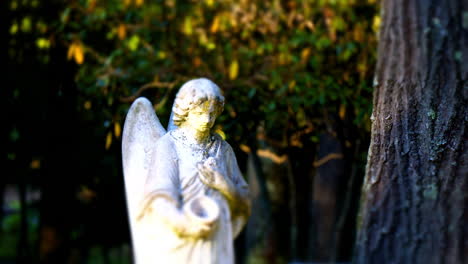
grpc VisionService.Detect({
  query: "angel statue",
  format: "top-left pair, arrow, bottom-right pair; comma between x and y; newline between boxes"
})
122,78 -> 251,264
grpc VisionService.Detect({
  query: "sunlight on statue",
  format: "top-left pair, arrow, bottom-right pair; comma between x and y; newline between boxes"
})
122,78 -> 251,264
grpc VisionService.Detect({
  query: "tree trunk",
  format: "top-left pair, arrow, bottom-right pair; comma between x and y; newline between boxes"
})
355,0 -> 467,263
310,133 -> 345,262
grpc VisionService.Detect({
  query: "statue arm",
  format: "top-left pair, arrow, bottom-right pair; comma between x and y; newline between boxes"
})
198,143 -> 250,221
224,146 -> 251,237
201,142 -> 250,238
138,136 -> 212,238
217,157 -> 250,220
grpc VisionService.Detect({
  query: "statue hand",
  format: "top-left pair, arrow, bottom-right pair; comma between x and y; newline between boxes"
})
150,198 -> 215,239
173,211 -> 216,239
196,158 -> 231,193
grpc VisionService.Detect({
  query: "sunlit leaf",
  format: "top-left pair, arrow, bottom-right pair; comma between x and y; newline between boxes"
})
9,23 -> 18,35
36,38 -> 50,49
21,17 -> 32,32
205,0 -> 214,8
67,43 -> 75,60
207,42 -> 216,50
301,48 -> 311,64
135,0 -> 144,7
183,17 -> 193,35
127,35 -> 140,51
157,51 -> 166,59
74,44 -> 84,64
229,60 -> 239,80
105,132 -> 112,150
117,24 -> 126,40
372,15 -> 381,33
114,122 -> 121,138
210,16 -> 220,33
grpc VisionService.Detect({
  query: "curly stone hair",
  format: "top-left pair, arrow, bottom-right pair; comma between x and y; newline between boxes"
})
171,78 -> 225,127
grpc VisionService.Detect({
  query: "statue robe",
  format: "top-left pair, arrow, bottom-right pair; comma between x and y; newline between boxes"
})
135,130 -> 248,264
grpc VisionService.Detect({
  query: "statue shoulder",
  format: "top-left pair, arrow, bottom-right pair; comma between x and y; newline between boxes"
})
212,133 -> 235,155
154,132 -> 178,158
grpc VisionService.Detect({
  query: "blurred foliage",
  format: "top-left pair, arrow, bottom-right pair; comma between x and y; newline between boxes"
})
0,201 -> 39,258
8,0 -> 378,148
5,0 -> 378,262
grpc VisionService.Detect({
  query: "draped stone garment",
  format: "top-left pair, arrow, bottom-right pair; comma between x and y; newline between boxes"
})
135,130 -> 248,264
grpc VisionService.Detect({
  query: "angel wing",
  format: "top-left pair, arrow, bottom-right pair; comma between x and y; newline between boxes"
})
122,97 -> 166,243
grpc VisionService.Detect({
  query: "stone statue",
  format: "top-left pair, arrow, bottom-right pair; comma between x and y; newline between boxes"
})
122,78 -> 251,264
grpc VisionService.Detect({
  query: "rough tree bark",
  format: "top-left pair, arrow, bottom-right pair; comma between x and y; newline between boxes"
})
355,0 -> 467,263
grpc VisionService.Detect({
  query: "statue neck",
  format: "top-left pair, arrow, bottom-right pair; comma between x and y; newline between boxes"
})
178,126 -> 212,147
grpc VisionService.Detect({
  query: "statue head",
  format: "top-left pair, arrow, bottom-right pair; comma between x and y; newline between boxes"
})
170,78 -> 225,132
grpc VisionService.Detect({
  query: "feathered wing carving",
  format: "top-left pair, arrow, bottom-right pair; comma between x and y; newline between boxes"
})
167,101 -> 178,131
122,97 -> 166,253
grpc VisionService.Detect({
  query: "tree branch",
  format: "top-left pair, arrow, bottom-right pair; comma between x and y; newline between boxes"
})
119,80 -> 179,103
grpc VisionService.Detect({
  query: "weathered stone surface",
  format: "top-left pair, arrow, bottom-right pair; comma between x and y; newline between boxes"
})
122,78 -> 251,264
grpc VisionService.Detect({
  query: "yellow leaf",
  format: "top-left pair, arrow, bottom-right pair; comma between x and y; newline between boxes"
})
10,23 -> 18,35
74,44 -> 84,64
183,17 -> 193,35
339,104 -> 346,120
21,17 -> 32,32
210,16 -> 220,33
206,42 -> 216,50
229,60 -> 239,80
105,132 -> 112,150
205,0 -> 214,7
127,35 -> 140,51
124,0 -> 131,7
157,51 -> 166,59
288,80 -> 296,91
36,38 -> 50,49
84,101 -> 92,110
239,144 -> 251,153
301,48 -> 311,64
372,15 -> 381,33
67,43 -> 76,60
135,0 -> 144,7
114,122 -> 121,138
117,24 -> 126,40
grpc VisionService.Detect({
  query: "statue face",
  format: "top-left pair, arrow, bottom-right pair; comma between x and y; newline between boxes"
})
184,100 -> 218,133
